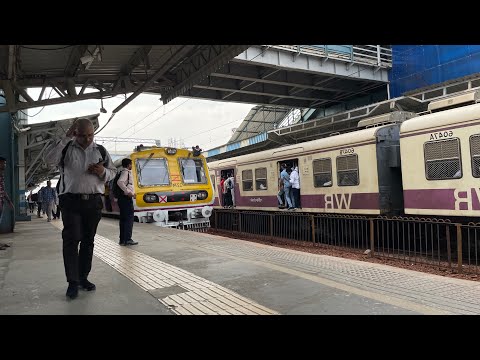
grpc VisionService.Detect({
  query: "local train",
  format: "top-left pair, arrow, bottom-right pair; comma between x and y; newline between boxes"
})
102,146 -> 214,228
208,91 -> 480,220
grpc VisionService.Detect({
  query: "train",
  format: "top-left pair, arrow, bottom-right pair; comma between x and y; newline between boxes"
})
208,91 -> 480,221
102,145 -> 214,229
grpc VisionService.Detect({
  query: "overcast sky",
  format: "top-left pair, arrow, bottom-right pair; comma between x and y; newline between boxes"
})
25,88 -> 255,154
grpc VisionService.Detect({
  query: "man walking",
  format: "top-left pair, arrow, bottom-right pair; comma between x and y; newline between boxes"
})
40,180 -> 58,222
44,118 -> 116,300
117,158 -> 138,246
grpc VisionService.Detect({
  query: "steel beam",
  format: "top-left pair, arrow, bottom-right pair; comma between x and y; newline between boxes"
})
64,45 -> 89,77
121,45 -> 152,75
161,45 -> 249,104
111,45 -> 194,114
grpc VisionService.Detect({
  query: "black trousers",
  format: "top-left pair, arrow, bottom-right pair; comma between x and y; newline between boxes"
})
59,194 -> 102,284
292,188 -> 301,208
118,196 -> 134,244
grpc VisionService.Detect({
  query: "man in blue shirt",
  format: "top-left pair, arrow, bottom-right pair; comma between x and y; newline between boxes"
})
280,164 -> 294,210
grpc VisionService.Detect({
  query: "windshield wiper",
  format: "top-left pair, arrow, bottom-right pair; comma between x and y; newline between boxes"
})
139,153 -> 154,172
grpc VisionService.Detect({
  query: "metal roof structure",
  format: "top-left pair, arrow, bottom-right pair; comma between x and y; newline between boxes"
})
174,45 -> 392,111
0,45 -> 248,114
23,114 -> 100,187
227,105 -> 290,143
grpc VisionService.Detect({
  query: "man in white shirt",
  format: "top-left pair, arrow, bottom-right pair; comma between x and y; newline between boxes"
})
44,118 -> 116,300
117,158 -> 138,246
290,166 -> 301,209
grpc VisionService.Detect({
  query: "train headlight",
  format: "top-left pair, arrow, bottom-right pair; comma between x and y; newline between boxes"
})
144,193 -> 159,203
166,148 -> 177,155
197,191 -> 208,200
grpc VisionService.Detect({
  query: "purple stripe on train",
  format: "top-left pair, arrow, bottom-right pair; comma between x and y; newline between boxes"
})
404,188 -> 480,210
215,184 -> 380,210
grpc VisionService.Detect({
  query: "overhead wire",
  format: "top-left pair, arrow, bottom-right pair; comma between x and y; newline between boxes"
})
18,88 -> 55,117
94,47 -> 179,137
20,45 -> 74,51
113,46 -> 276,143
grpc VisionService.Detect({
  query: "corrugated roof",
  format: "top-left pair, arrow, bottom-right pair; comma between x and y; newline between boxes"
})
0,45 -> 249,113
228,105 -> 290,143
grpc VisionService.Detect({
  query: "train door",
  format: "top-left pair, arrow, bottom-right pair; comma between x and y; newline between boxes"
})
277,159 -> 300,209
221,168 -> 235,207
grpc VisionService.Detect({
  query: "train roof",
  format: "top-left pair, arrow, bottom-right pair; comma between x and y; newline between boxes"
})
208,125 -> 392,167
113,147 -> 205,167
400,102 -> 480,135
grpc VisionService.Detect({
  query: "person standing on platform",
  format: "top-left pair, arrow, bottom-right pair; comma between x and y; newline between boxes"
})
116,158 -> 138,246
44,118 -> 116,300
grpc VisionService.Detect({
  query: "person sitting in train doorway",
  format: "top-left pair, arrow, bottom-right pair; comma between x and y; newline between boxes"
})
117,158 -> 138,247
290,166 -> 301,209
280,164 -> 294,210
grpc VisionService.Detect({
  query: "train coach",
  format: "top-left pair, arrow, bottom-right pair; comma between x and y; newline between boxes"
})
208,91 -> 480,221
400,98 -> 480,218
208,122 -> 404,216
102,145 -> 214,228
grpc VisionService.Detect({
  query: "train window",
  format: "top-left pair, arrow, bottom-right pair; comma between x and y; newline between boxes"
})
424,138 -> 462,180
336,154 -> 359,186
470,134 -> 480,178
313,158 -> 332,187
255,168 -> 268,190
179,158 -> 207,184
136,158 -> 169,186
242,170 -> 253,191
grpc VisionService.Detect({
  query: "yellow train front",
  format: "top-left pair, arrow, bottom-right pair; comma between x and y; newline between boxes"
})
102,146 -> 214,229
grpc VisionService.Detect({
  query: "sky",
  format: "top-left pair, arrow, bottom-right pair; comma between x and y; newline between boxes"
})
25,88 -> 256,154
25,88 -> 256,192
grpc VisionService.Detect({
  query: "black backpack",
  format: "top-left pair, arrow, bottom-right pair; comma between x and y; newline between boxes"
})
56,140 -> 107,194
111,170 -> 129,198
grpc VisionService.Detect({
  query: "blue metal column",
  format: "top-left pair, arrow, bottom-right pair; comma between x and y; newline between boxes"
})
0,96 -> 14,233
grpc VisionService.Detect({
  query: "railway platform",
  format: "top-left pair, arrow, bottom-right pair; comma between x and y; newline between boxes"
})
1,216 -> 480,315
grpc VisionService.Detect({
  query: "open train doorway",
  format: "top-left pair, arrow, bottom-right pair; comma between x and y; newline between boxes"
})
220,168 -> 235,208
277,158 -> 300,209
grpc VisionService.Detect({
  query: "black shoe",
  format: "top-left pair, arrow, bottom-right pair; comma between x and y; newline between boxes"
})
79,279 -> 96,291
125,239 -> 138,246
66,282 -> 79,299
119,241 -> 127,246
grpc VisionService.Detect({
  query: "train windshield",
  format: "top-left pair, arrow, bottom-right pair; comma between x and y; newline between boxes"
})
179,158 -> 207,184
136,158 -> 170,186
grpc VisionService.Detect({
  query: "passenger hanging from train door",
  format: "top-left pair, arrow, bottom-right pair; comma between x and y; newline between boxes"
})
290,165 -> 301,209
219,175 -> 226,207
277,175 -> 285,209
225,173 -> 235,208
280,164 -> 294,210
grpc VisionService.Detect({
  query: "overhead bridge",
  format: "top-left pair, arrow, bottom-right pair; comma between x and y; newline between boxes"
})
172,45 -> 392,111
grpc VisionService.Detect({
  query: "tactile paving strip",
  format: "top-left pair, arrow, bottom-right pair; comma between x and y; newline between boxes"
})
50,221 -> 278,315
